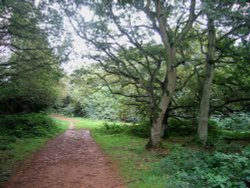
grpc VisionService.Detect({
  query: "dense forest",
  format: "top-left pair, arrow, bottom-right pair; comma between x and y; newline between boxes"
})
0,0 -> 250,187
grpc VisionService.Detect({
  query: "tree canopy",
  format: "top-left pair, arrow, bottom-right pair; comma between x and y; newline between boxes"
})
0,0 -> 68,114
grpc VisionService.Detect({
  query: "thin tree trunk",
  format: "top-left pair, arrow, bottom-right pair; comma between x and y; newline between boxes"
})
198,10 -> 215,145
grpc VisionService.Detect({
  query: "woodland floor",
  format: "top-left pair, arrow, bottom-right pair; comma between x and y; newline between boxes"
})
3,115 -> 125,188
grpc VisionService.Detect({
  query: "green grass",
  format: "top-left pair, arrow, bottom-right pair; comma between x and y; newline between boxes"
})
0,118 -> 68,184
74,118 -> 112,129
93,133 -> 167,188
50,117 -> 69,130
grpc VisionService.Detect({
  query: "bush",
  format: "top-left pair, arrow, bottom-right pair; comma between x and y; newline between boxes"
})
160,146 -> 250,187
0,113 -> 60,138
167,118 -> 196,136
98,121 -> 151,138
127,121 -> 151,138
99,123 -> 125,134
213,113 -> 250,131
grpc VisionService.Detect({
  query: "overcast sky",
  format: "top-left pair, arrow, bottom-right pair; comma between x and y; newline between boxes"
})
61,7 -> 95,74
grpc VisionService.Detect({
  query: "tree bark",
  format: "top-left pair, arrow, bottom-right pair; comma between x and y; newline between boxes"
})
161,110 -> 169,138
198,63 -> 214,144
146,48 -> 177,149
198,8 -> 216,145
146,93 -> 171,149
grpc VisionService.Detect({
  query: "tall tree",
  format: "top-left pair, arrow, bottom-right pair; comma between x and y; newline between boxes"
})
0,0 -> 66,114
62,0 -> 200,148
198,0 -> 216,144
197,0 -> 250,144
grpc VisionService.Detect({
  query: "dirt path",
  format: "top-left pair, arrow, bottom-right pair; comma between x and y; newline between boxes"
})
4,115 -> 126,188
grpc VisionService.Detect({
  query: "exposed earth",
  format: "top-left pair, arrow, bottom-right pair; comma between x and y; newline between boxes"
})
4,115 -> 125,188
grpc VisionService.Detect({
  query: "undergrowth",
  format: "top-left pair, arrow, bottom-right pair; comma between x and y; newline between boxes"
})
98,121 -> 150,138
159,145 -> 250,187
0,113 -> 61,138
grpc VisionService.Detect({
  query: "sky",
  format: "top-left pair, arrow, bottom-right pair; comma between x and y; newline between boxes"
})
61,7 -> 95,74
34,0 -> 94,74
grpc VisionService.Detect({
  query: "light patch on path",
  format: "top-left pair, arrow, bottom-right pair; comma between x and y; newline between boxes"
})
69,121 -> 75,129
4,116 -> 126,188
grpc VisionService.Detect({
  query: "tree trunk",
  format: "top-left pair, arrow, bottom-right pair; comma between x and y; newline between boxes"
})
161,110 -> 169,138
144,0 -> 197,149
146,51 -> 177,149
146,93 -> 170,149
198,10 -> 215,145
198,63 -> 214,144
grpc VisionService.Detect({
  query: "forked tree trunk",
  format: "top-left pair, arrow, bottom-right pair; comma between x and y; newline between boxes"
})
198,11 -> 215,145
146,94 -> 170,149
146,56 -> 177,149
145,0 -> 196,149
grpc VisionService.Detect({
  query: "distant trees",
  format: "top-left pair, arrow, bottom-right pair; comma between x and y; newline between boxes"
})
70,66 -> 141,121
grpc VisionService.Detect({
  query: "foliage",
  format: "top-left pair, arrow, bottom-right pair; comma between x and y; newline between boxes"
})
213,113 -> 250,132
81,91 -> 121,121
97,121 -> 150,138
167,118 -> 196,136
69,70 -> 141,121
62,0 -> 250,147
160,146 -> 250,187
221,131 -> 250,141
101,123 -> 126,134
127,122 -> 151,138
0,0 -> 66,114
0,113 -> 60,138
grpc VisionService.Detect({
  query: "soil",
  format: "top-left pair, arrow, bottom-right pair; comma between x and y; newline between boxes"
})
4,115 -> 126,188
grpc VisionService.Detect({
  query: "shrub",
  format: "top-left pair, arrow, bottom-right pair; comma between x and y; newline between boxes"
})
98,121 -> 151,138
167,118 -> 196,136
213,113 -> 250,131
99,123 -> 125,134
160,146 -> 250,187
127,121 -> 151,138
0,113 -> 60,138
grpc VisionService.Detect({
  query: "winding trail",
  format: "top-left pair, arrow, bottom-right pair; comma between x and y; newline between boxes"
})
4,115 -> 125,188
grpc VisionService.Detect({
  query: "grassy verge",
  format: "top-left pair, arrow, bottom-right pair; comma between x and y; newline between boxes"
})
0,116 -> 68,184
51,117 -> 70,130
93,133 -> 168,188
74,118 -> 106,129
